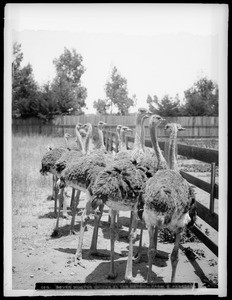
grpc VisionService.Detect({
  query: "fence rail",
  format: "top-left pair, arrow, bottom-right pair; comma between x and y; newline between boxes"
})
102,129 -> 219,257
12,116 -> 218,138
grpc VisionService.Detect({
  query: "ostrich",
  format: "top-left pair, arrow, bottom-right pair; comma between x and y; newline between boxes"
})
142,123 -> 197,283
40,132 -> 73,215
57,125 -> 113,260
90,110 -> 157,281
115,126 -> 133,157
53,124 -> 86,218
132,114 -> 170,262
108,125 -> 133,226
52,122 -> 93,235
68,121 -> 108,234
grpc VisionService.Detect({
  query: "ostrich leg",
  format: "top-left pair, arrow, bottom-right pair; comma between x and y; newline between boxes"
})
125,210 -> 138,282
134,226 -> 143,263
90,203 -> 105,256
52,175 -> 56,200
70,188 -> 76,209
51,187 -> 64,237
106,209 -> 117,279
171,232 -> 181,283
70,190 -> 81,234
62,188 -> 68,218
147,226 -> 158,283
74,192 -> 92,267
53,178 -> 59,217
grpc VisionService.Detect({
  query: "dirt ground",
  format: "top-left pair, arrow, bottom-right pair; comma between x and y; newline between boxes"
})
11,181 -> 218,294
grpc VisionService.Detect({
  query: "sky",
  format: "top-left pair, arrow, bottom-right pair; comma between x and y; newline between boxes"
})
5,3 -> 228,114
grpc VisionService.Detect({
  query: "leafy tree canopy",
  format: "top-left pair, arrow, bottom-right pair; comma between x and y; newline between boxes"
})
12,43 -> 39,118
51,47 -> 87,116
183,77 -> 218,116
105,66 -> 135,115
93,99 -> 111,115
146,94 -> 182,116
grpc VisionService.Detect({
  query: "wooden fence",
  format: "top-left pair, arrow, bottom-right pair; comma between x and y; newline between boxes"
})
12,115 -> 218,138
103,129 -> 219,257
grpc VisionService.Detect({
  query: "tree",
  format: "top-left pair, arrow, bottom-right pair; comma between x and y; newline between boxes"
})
146,94 -> 182,116
183,77 -> 219,116
51,47 -> 87,115
146,94 -> 159,113
105,66 -> 134,115
93,99 -> 110,115
12,43 -> 39,118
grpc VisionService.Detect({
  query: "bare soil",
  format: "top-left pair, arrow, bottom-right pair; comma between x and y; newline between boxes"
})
12,184 -> 218,291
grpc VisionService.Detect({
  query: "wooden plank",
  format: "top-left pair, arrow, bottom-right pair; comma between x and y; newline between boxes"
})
177,144 -> 218,165
180,171 -> 211,194
195,201 -> 218,231
210,162 -> 216,214
180,171 -> 218,199
190,225 -> 218,256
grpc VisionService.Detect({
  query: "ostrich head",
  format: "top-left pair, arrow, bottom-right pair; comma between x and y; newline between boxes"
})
149,114 -> 165,127
116,124 -> 122,136
64,132 -> 72,139
97,121 -> 107,130
164,123 -> 186,135
76,123 -> 82,130
76,123 -> 86,138
83,123 -> 93,137
136,108 -> 153,123
121,126 -> 132,134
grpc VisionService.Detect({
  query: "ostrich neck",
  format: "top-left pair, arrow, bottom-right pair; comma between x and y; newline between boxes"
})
133,117 -> 146,151
168,130 -> 179,171
64,137 -> 69,148
150,123 -> 167,168
120,132 -> 127,151
98,127 -> 105,149
117,131 -> 122,151
75,128 -> 85,153
84,128 -> 93,154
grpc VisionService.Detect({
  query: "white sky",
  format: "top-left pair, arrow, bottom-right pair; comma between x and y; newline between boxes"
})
5,3 -> 228,113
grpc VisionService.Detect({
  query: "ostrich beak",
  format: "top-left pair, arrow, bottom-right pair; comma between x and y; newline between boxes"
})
147,110 -> 154,115
126,128 -> 133,134
179,127 -> 186,131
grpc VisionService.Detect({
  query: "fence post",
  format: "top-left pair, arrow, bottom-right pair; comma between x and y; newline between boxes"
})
210,162 -> 216,214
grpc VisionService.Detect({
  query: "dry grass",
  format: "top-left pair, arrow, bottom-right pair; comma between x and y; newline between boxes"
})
12,134 -> 68,214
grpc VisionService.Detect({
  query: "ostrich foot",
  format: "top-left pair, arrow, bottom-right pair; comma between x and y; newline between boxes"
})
105,272 -> 117,280
62,214 -> 69,219
124,276 -> 134,283
74,256 -> 85,268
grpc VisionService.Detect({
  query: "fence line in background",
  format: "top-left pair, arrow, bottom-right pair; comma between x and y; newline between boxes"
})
12,115 -> 218,138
